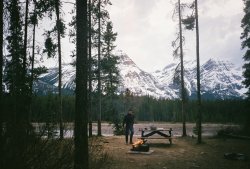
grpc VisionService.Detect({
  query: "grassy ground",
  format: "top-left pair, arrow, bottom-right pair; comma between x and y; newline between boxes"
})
99,136 -> 250,169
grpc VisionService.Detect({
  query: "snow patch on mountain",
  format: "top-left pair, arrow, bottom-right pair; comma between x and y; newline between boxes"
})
117,52 -> 177,99
153,58 -> 247,99
37,52 -> 247,99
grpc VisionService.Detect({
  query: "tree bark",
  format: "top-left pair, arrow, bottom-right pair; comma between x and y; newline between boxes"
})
178,0 -> 187,137
0,0 -> 3,168
55,0 -> 63,140
75,0 -> 88,168
29,2 -> 37,123
30,22 -> 36,92
195,0 -> 202,143
88,0 -> 92,138
22,0 -> 30,123
97,0 -> 102,136
23,0 -> 29,75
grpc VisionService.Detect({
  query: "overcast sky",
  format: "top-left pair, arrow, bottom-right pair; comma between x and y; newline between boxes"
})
38,0 -> 245,72
106,0 -> 245,72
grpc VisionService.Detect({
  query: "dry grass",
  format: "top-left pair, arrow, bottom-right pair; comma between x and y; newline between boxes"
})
102,136 -> 250,169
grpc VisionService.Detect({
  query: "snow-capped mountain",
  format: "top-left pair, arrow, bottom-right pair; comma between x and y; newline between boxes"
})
153,59 -> 247,99
36,52 -> 247,99
117,53 -> 177,98
34,64 -> 76,95
39,64 -> 76,90
200,59 -> 246,99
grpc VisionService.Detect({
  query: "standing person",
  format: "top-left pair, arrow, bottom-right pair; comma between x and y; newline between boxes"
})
123,109 -> 135,144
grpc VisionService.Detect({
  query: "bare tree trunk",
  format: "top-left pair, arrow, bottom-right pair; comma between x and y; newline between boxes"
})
195,0 -> 202,143
75,0 -> 88,168
22,0 -> 30,124
0,0 -> 3,168
88,0 -> 92,137
23,0 -> 29,75
29,2 -> 37,123
97,0 -> 102,136
178,0 -> 187,137
30,26 -> 36,89
55,0 -> 63,140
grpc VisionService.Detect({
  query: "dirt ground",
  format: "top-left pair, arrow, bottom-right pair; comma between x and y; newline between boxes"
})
98,136 -> 250,169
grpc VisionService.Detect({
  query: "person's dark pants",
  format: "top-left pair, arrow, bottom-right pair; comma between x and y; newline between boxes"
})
125,124 -> 134,144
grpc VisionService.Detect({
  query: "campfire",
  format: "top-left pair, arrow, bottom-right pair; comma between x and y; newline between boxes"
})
131,139 -> 149,152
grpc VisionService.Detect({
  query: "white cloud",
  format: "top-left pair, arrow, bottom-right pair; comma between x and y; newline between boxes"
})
39,0 -> 244,72
108,0 -> 245,72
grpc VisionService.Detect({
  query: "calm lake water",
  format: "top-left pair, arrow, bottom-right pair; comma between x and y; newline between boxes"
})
34,122 -> 239,138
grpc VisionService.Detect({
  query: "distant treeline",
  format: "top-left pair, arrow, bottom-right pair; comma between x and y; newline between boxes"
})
2,94 -> 249,124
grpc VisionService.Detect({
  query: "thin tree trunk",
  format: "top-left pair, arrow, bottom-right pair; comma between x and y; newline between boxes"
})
97,0 -> 102,136
75,0 -> 88,168
88,0 -> 92,137
29,3 -> 37,123
23,0 -> 29,75
178,0 -> 187,137
22,0 -> 29,124
0,0 -> 3,167
55,0 -> 63,139
195,0 -> 202,143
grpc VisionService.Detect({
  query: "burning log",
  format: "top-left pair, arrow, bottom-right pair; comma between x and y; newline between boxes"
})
131,139 -> 149,152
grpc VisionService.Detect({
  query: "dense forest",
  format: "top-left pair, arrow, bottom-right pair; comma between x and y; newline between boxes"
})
2,94 -> 248,124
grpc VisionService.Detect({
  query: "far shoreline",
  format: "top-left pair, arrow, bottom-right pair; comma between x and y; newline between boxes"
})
32,122 -> 240,138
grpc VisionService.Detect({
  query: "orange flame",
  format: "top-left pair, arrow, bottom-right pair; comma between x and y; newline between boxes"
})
132,139 -> 144,147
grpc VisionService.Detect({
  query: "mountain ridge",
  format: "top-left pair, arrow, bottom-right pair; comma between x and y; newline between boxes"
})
36,52 -> 247,99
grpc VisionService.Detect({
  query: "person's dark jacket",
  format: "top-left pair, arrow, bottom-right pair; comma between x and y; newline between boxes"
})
123,113 -> 134,127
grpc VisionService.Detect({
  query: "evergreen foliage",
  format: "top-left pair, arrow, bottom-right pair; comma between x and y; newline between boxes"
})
3,1 -> 34,168
101,21 -> 119,96
5,95 -> 244,125
241,0 -> 250,99
5,0 -> 31,121
68,0 -> 118,137
43,35 -> 57,58
241,0 -> 250,134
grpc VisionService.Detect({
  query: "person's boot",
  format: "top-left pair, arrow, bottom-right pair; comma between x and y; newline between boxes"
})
126,135 -> 128,144
129,134 -> 133,144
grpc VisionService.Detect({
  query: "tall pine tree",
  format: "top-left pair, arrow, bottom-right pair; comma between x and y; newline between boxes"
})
5,0 -> 29,125
97,0 -> 102,136
241,0 -> 250,134
88,0 -> 93,137
194,0 -> 202,144
0,0 -> 3,168
54,0 -> 64,140
92,0 -> 111,136
101,21 -> 119,127
101,21 -> 119,97
75,0 -> 88,168
4,0 -> 31,168
41,0 -> 66,139
182,0 -> 202,143
172,0 -> 187,136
